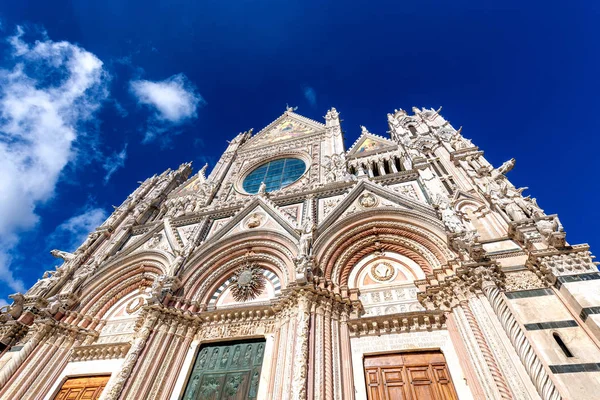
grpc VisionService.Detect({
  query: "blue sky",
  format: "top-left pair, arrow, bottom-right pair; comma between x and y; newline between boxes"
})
0,1 -> 598,304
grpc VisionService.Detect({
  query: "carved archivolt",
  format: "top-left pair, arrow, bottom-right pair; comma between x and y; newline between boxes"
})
81,256 -> 167,304
333,236 -> 438,285
78,262 -> 163,316
184,232 -> 297,276
186,253 -> 288,304
315,217 -> 453,284
86,273 -> 155,319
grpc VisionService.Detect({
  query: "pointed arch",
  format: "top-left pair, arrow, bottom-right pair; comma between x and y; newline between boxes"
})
75,252 -> 168,320
313,209 -> 454,286
179,230 -> 297,305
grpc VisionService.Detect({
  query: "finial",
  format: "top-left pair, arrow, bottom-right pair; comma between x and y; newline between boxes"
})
285,104 -> 298,113
360,125 -> 370,135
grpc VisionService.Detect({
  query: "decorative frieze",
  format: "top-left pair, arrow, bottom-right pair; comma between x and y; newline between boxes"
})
348,311 -> 445,337
504,270 -> 547,292
70,342 -> 131,362
529,245 -> 599,283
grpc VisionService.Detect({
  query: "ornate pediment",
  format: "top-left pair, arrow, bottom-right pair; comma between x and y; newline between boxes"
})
112,219 -> 183,261
205,197 -> 300,244
346,129 -> 397,158
317,180 -> 438,233
241,111 -> 325,149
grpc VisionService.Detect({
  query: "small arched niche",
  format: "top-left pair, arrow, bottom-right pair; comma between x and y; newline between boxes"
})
348,251 -> 426,316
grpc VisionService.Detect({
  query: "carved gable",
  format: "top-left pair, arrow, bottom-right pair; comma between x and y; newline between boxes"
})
206,198 -> 300,244
318,181 -> 437,232
242,112 -> 325,149
347,132 -> 397,158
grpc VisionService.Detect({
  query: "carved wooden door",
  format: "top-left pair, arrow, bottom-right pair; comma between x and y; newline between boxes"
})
182,339 -> 265,400
53,375 -> 110,400
364,351 -> 458,400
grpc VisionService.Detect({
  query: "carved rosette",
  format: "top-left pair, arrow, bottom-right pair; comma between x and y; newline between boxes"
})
231,264 -> 266,302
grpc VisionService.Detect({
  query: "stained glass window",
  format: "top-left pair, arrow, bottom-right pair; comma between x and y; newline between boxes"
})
242,158 -> 306,194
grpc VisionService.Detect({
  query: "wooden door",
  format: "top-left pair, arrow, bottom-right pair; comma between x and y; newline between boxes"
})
364,351 -> 458,400
53,375 -> 110,400
181,339 -> 265,400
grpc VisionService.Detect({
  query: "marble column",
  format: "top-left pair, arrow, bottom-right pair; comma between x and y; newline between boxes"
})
292,293 -> 311,400
0,323 -> 50,388
100,310 -> 159,400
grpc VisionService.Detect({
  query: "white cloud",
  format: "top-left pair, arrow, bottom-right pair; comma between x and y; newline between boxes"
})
51,207 -> 108,252
103,143 -> 128,184
303,86 -> 317,107
130,73 -> 205,143
0,26 -> 108,292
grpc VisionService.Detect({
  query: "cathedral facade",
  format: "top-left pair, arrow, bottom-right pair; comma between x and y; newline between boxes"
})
0,106 -> 599,400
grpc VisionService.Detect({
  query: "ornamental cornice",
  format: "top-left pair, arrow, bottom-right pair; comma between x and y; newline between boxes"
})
348,311 -> 446,337
527,244 -> 598,283
487,249 -> 527,260
70,342 -> 131,362
417,261 -> 505,311
0,320 -> 29,346
370,170 -> 421,185
449,146 -> 481,160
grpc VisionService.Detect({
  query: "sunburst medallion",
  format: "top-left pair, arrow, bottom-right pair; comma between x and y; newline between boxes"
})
231,264 -> 266,302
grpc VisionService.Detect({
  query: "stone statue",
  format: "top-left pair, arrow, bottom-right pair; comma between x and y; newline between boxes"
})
75,231 -> 100,254
27,270 -> 61,297
298,218 -> 316,257
257,182 -> 267,196
450,132 -> 472,150
536,215 -> 564,240
323,153 -> 353,183
495,158 -> 515,176
169,247 -> 191,275
42,295 -> 67,316
436,197 -> 465,233
61,262 -> 97,295
50,249 -> 75,262
491,183 -> 544,222
0,293 -> 24,322
325,107 -> 339,121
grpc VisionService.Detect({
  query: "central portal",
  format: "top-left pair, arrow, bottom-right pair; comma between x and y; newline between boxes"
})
182,338 -> 266,400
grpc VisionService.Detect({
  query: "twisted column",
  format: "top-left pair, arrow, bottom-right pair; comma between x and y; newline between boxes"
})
0,324 -> 50,388
483,284 -> 561,400
292,294 -> 311,400
100,310 -> 159,400
460,300 -> 512,400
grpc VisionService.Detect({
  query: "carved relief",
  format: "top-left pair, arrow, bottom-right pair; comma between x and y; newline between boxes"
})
504,270 -> 546,292
245,213 -> 264,229
358,192 -> 378,208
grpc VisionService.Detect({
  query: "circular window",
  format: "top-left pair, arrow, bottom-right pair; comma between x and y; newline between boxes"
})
242,158 -> 306,194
